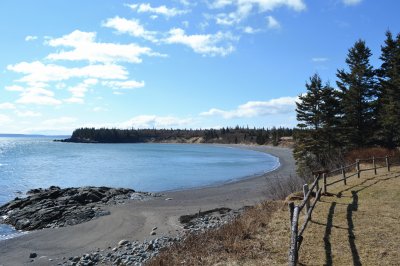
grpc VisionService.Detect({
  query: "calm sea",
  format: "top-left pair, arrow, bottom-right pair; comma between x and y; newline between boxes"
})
0,137 -> 279,240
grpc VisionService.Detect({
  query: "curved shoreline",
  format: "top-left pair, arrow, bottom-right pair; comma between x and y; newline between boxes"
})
160,144 -> 281,193
0,145 -> 295,265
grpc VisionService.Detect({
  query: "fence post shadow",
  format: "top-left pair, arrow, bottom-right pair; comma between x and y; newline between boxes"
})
323,202 -> 336,266
347,191 -> 362,266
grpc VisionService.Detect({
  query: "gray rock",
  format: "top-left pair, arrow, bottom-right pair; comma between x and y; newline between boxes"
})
118,239 -> 129,246
0,186 -> 151,231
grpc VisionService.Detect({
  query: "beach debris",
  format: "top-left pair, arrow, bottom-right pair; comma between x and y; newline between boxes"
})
29,252 -> 37,258
165,198 -> 173,201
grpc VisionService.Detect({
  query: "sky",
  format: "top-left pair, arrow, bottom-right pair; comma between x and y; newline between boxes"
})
0,0 -> 399,135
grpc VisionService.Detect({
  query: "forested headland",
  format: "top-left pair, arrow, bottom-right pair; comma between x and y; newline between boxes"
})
62,126 -> 293,146
294,30 -> 400,178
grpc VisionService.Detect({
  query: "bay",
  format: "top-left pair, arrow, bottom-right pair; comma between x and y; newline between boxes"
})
0,137 -> 279,240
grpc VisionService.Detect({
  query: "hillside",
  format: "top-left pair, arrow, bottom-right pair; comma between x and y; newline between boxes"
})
147,166 -> 400,265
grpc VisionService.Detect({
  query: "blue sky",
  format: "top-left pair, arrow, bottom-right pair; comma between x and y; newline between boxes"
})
0,0 -> 399,134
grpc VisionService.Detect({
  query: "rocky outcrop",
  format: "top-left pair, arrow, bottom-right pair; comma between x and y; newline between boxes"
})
0,186 -> 157,231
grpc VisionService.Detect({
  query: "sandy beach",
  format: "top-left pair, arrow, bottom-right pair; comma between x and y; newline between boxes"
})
0,145 -> 295,265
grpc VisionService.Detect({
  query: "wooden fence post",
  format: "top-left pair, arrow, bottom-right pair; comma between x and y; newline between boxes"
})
289,206 -> 300,266
342,166 -> 346,185
323,173 -> 327,194
356,160 -> 360,178
386,156 -> 390,172
288,202 -> 294,229
303,184 -> 310,213
373,156 -> 377,175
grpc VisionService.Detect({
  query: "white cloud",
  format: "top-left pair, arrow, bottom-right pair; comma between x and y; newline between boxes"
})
343,0 -> 362,6
215,3 -> 253,25
182,21 -> 190,28
164,28 -> 238,56
0,114 -> 12,123
25,35 -> 38,41
5,85 -> 25,92
312,57 -> 329,62
267,16 -> 281,29
64,97 -> 84,104
15,110 -> 42,117
128,3 -> 189,18
7,61 -> 129,85
64,78 -> 98,104
208,0 -> 305,27
102,17 -> 158,42
93,107 -> 108,112
120,115 -> 193,129
200,96 -> 297,119
211,0 -> 306,11
102,80 -> 145,90
42,116 -> 77,127
243,26 -> 261,34
16,87 -> 62,106
180,0 -> 192,6
0,102 -> 16,110
47,30 -> 162,63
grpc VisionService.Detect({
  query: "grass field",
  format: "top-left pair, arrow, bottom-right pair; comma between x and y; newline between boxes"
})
148,166 -> 400,265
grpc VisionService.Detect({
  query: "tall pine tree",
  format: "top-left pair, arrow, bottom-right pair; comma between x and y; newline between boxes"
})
377,31 -> 400,148
294,74 -> 341,178
336,40 -> 377,148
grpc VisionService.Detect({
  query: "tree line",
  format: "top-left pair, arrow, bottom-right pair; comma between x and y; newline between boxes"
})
64,126 -> 293,145
294,31 -> 400,178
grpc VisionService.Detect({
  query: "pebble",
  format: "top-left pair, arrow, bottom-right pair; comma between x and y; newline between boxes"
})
118,239 -> 129,246
56,207 -> 243,266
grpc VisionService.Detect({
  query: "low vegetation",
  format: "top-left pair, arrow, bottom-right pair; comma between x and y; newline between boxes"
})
147,166 -> 400,266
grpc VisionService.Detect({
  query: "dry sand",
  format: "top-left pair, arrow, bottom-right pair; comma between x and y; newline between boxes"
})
0,145 -> 295,265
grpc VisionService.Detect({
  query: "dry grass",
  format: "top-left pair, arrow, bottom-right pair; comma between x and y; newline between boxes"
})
147,201 -> 288,266
297,166 -> 400,265
147,166 -> 400,266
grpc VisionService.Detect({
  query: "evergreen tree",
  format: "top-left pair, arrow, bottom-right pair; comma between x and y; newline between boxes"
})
319,82 -> 341,153
336,40 -> 377,148
294,74 -> 342,178
296,74 -> 324,130
377,31 -> 400,148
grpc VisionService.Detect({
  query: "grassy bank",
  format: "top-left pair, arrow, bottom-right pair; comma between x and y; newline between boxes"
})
147,166 -> 400,265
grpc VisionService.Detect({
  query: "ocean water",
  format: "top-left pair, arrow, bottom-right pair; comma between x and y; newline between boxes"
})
0,137 -> 279,240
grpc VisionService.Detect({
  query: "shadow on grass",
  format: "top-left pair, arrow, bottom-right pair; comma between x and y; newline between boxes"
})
336,171 -> 400,197
323,202 -> 336,266
320,171 -> 400,265
347,191 -> 362,266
